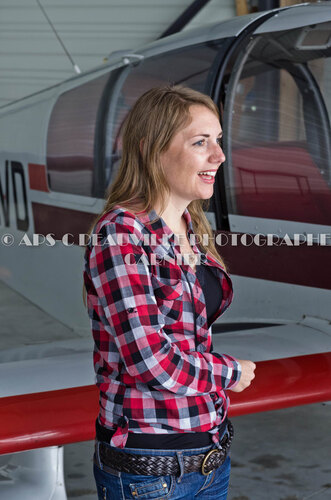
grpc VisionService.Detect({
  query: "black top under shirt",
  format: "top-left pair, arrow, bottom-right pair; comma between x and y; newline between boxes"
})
195,264 -> 223,327
97,263 -> 224,449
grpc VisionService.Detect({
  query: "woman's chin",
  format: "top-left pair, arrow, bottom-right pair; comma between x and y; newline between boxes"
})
197,188 -> 214,201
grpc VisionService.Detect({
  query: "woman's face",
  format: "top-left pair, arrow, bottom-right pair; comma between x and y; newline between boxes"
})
160,104 -> 225,207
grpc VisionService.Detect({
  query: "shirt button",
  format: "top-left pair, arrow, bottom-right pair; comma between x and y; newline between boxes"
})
127,308 -> 135,313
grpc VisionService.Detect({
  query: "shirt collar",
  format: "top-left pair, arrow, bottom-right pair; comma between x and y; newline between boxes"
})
136,207 -> 228,272
136,207 -> 195,242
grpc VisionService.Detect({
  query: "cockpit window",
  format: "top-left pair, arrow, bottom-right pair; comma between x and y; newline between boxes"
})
47,74 -> 109,197
223,23 -> 331,226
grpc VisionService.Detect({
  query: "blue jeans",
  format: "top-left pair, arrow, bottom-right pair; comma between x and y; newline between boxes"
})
93,441 -> 231,499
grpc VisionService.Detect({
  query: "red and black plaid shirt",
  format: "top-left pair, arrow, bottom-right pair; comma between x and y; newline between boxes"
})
84,206 -> 241,448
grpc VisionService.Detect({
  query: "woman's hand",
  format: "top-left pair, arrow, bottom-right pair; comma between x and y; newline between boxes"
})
228,359 -> 256,392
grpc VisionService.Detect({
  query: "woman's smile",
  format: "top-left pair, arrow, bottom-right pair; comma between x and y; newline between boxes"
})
160,104 -> 225,207
197,169 -> 218,183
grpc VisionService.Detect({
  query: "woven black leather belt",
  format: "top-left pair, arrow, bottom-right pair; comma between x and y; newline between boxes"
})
98,420 -> 233,477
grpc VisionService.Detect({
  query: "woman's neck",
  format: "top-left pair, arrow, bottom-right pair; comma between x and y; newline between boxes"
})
154,199 -> 188,235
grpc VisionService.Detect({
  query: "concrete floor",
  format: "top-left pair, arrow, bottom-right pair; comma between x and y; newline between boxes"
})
64,403 -> 331,500
228,403 -> 331,500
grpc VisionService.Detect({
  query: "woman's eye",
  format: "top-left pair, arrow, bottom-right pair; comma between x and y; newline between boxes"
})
216,138 -> 223,147
193,139 -> 205,146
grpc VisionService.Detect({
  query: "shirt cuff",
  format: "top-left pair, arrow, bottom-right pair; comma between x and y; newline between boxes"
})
211,352 -> 242,389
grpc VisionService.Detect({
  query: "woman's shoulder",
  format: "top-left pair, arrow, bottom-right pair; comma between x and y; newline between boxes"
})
95,204 -> 147,236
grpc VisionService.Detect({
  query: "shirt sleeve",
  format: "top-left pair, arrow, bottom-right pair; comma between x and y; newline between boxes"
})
211,352 -> 242,390
88,217 -> 241,396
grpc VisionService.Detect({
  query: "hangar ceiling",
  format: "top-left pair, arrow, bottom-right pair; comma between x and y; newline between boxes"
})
0,0 -> 236,106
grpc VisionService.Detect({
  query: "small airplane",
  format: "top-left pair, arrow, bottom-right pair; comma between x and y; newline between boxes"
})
0,2 -> 330,498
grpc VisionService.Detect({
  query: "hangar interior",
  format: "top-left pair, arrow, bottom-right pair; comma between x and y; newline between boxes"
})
0,0 -> 238,105
0,1 -> 330,500
0,0 -> 314,105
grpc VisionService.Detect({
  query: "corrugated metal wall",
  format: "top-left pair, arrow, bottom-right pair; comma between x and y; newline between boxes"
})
0,0 -> 236,106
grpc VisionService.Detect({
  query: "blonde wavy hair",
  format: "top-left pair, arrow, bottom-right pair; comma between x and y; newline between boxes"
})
91,85 -> 226,263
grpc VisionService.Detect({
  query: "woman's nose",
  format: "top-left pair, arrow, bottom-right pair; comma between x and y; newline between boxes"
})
210,144 -> 226,164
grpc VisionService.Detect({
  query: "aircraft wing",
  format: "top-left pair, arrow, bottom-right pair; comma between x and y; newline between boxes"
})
1,321 -> 330,455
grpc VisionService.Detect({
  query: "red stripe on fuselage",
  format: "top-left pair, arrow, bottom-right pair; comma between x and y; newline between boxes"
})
32,202 -> 97,244
28,163 -> 49,192
216,230 -> 330,290
31,203 -> 330,289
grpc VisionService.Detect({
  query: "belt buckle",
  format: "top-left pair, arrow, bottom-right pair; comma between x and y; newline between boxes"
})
201,448 -> 219,476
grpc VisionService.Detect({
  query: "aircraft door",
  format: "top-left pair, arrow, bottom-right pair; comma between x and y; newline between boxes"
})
212,19 -> 331,324
222,21 -> 331,234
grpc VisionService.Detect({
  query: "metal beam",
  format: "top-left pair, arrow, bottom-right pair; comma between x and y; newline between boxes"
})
159,0 -> 213,39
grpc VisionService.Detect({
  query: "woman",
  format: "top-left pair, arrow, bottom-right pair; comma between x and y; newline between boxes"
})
84,85 -> 256,499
